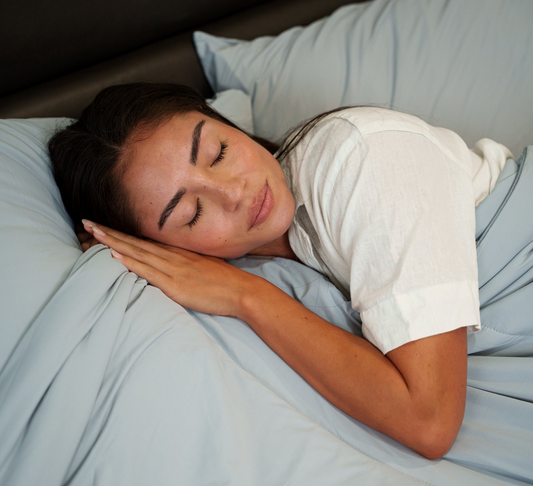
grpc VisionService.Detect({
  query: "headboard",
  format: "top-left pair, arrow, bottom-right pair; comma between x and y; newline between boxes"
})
0,0 -> 357,119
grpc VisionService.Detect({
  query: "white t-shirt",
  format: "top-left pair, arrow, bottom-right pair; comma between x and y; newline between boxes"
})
280,107 -> 513,354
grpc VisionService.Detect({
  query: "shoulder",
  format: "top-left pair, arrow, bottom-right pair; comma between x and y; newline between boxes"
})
322,107 -> 473,177
280,106 -> 436,188
280,108 -> 367,202
281,106 -> 438,160
316,106 -> 434,137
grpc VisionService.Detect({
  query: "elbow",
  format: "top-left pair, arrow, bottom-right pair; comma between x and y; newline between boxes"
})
417,439 -> 453,460
407,393 -> 465,460
414,419 -> 461,460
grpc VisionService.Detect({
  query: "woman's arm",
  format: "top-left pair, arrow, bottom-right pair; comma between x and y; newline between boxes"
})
84,221 -> 467,459
240,279 -> 467,459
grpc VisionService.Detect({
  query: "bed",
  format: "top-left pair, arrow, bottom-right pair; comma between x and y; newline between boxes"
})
1,0 -> 533,484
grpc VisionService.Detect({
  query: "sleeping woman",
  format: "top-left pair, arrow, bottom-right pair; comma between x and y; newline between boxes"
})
48,82 -> 515,459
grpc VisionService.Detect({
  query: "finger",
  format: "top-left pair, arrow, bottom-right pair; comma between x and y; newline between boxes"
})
81,219 -> 173,256
84,223 -> 182,276
77,230 -> 93,244
110,249 -> 181,299
82,219 -> 198,264
81,238 -> 100,252
82,219 -> 130,241
78,232 -> 91,244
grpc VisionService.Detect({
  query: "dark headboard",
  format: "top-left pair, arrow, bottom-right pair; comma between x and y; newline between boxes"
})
0,0 -> 357,119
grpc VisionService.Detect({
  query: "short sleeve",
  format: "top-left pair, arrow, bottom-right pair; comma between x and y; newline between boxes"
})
336,129 -> 480,354
283,110 -> 482,354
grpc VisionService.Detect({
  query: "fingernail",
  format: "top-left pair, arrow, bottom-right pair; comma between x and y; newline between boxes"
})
110,249 -> 123,260
81,219 -> 92,227
92,225 -> 107,237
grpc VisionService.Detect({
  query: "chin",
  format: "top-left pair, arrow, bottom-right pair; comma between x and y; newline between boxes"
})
204,246 -> 250,260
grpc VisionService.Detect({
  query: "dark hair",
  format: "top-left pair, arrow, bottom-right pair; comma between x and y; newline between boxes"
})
275,106 -> 353,164
48,82 -> 278,236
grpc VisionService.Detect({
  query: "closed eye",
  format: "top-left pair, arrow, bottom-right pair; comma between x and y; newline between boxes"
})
211,140 -> 228,166
188,140 -> 227,229
188,199 -> 203,229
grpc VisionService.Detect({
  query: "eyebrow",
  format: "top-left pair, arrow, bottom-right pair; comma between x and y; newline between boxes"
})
190,119 -> 206,166
158,188 -> 186,230
157,119 -> 206,231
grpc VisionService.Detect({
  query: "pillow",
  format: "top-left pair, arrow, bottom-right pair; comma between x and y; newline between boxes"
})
0,89 -> 253,370
208,88 -> 255,134
194,0 -> 533,156
0,118 -> 79,370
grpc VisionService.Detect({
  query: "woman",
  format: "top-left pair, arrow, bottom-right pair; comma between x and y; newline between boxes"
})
48,82 -> 513,459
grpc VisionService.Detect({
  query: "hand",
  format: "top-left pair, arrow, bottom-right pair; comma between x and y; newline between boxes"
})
76,224 -> 99,252
81,219 -> 258,317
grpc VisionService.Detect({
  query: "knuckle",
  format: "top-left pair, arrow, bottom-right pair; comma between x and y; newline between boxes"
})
140,265 -> 153,279
124,233 -> 139,244
140,265 -> 160,284
133,246 -> 149,259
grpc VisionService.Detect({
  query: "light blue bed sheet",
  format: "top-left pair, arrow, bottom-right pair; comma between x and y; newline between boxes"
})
1,146 -> 532,484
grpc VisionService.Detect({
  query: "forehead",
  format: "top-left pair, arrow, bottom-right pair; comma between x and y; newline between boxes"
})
132,111 -> 204,153
121,112 -> 205,210
125,111 -> 207,175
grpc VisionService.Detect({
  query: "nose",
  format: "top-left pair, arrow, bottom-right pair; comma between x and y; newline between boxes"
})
202,175 -> 245,212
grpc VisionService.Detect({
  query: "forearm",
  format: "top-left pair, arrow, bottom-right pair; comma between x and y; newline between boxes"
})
237,276 -> 464,458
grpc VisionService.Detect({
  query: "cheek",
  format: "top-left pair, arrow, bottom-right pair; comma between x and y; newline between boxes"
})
233,136 -> 261,168
196,219 -> 237,249
166,219 -> 234,256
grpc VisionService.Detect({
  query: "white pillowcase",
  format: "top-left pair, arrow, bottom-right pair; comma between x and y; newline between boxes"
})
194,0 -> 533,156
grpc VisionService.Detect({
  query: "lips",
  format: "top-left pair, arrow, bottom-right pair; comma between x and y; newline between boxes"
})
248,183 -> 274,229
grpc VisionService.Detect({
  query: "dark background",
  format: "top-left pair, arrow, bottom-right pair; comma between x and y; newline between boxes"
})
0,0 -> 267,97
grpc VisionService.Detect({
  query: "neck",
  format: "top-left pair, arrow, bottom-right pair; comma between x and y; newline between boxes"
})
248,231 -> 299,262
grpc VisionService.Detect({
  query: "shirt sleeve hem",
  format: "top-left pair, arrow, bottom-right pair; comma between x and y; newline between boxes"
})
360,281 -> 481,355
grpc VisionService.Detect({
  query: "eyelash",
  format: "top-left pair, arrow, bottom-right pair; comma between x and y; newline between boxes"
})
212,140 -> 228,166
188,199 -> 203,229
188,140 -> 228,229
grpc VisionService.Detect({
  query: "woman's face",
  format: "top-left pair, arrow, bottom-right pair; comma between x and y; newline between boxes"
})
122,111 -> 295,259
